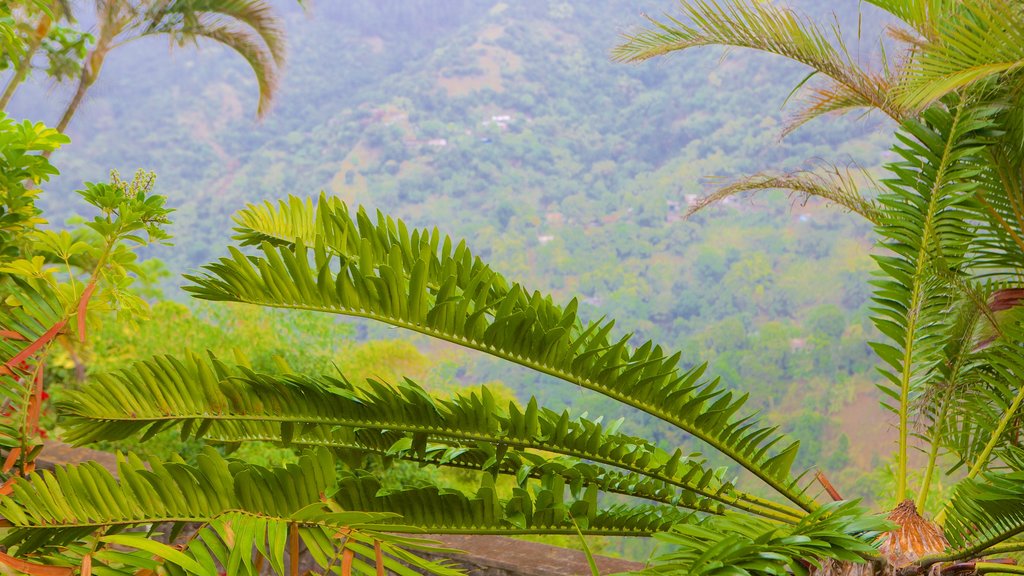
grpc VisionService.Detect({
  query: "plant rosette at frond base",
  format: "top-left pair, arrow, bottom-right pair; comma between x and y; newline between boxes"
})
814,500 -> 948,576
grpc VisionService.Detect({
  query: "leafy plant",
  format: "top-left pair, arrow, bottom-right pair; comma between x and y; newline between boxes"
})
3,1 -> 1024,576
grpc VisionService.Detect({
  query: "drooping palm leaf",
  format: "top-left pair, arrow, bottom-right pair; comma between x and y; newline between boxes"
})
612,0 -> 906,124
184,196 -> 816,513
685,166 -> 881,224
142,0 -> 285,117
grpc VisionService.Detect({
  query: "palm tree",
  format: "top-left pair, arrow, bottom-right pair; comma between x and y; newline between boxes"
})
52,0 -> 285,138
3,2 -> 1024,576
0,0 -> 78,111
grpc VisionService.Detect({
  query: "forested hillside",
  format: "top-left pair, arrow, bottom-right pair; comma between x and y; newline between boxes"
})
9,0 -> 898,509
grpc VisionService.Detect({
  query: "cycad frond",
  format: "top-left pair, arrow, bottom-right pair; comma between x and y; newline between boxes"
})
685,166 -> 881,224
612,0 -> 906,123
61,352 -> 800,521
331,471 -> 690,536
870,101 -> 996,501
937,308 -> 1024,477
941,469 -> 1024,560
969,139 -> 1024,272
0,447 -> 461,576
645,501 -> 888,576
185,196 -> 816,512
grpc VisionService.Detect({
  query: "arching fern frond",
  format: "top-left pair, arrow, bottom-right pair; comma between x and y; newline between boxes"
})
184,198 -> 816,512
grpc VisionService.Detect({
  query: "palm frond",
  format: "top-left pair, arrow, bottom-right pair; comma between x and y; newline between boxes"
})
178,21 -> 278,117
895,1 -> 1024,110
862,0 -> 954,41
140,0 -> 283,117
685,165 -> 881,224
612,0 -> 906,122
184,196 -> 817,513
161,0 -> 285,65
784,77 -> 896,136
61,352 -> 800,521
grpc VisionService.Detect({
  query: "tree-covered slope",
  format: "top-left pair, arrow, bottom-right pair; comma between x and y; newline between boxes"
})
8,0 -> 898,505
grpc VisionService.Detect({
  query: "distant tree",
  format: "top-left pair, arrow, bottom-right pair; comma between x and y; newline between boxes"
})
0,0 -> 88,110
52,0 -> 286,137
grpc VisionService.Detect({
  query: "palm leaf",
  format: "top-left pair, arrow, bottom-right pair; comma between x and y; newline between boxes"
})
895,1 -> 1024,110
612,0 -> 906,123
685,165 -> 881,224
184,196 -> 816,513
140,0 -> 283,117
862,0 -> 954,41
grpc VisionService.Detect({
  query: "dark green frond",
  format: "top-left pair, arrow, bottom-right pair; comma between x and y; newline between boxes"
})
184,196 -> 816,512
643,501 -> 888,576
942,468 -> 1024,559
60,352 -> 801,521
